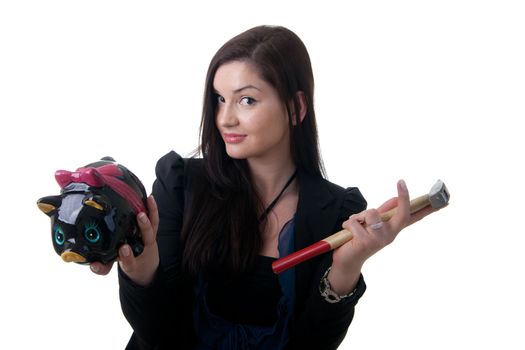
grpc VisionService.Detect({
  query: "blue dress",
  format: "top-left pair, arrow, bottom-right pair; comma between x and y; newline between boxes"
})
193,217 -> 296,349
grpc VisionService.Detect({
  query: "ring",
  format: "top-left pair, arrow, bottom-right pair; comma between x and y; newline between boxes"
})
369,222 -> 383,230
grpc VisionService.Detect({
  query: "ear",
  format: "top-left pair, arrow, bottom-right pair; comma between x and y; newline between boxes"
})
83,195 -> 110,212
290,91 -> 307,126
37,196 -> 62,216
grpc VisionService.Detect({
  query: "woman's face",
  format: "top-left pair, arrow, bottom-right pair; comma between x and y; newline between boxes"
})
213,60 -> 291,163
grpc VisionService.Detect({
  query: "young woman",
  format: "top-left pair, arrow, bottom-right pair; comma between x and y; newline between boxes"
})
91,25 -> 437,349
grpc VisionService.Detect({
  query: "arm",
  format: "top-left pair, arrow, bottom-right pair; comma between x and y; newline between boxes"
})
287,186 -> 367,349
118,151 -> 193,348
329,180 -> 440,295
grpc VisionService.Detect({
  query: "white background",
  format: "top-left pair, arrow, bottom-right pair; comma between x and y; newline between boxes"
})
1,1 -> 524,349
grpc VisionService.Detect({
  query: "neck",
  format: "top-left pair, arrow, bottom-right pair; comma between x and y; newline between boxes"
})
248,157 -> 297,203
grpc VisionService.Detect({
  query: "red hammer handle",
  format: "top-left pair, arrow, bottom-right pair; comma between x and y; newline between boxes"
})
272,194 -> 431,274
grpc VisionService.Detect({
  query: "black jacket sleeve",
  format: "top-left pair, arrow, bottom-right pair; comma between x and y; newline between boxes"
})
119,151 -> 195,349
288,187 -> 367,350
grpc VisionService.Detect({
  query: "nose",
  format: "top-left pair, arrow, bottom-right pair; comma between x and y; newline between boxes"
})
216,101 -> 239,128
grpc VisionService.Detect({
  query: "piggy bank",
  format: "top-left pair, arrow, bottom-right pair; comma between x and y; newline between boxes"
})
37,157 -> 146,265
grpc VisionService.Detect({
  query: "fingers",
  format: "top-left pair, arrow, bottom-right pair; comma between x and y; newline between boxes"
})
137,195 -> 158,246
377,197 -> 398,214
335,180 -> 429,270
147,195 -> 159,234
343,213 -> 366,234
345,207 -> 382,227
119,196 -> 160,286
340,181 -> 411,253
89,246 -> 138,277
118,241 -> 159,286
117,243 -> 136,273
90,261 -> 114,275
89,196 -> 159,282
341,209 -> 392,257
356,210 -> 383,229
343,210 -> 385,243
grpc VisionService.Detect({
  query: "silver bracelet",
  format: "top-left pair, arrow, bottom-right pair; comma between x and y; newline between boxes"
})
319,267 -> 356,304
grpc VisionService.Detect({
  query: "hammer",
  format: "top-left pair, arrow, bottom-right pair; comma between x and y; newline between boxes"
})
272,180 -> 450,274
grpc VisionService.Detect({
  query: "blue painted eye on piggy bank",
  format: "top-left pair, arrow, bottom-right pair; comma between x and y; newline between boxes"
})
37,157 -> 146,265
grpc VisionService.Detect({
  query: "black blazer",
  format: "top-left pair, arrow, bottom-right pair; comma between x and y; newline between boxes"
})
119,151 -> 367,349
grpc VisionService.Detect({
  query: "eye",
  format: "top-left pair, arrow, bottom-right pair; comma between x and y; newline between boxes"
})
54,226 -> 65,246
84,222 -> 101,244
240,96 -> 256,106
216,94 -> 225,104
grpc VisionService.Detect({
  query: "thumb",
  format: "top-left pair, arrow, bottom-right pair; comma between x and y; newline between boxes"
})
388,179 -> 411,231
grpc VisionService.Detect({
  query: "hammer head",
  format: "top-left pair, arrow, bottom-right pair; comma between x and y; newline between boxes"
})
428,180 -> 450,209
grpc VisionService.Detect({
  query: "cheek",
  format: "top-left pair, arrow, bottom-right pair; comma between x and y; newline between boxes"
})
265,109 -> 290,138
248,105 -> 289,132
253,120 -> 290,150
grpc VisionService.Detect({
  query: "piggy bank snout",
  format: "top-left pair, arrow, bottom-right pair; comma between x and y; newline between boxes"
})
61,251 -> 87,263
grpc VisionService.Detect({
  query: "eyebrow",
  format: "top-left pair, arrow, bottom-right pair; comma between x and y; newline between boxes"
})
213,85 -> 262,94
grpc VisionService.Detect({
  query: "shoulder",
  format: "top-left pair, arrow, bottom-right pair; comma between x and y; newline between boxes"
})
152,151 -> 206,211
328,179 -> 367,214
300,173 -> 367,214
154,151 -> 204,187
322,178 -> 367,222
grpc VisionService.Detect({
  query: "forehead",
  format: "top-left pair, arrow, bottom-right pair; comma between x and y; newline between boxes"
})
213,60 -> 269,92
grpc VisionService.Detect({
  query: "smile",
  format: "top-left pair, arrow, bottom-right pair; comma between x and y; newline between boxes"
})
223,133 -> 247,144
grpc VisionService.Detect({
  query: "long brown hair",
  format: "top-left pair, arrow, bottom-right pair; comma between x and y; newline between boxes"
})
182,25 -> 324,275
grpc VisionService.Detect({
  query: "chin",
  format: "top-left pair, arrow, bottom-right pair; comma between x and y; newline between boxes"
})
225,149 -> 248,160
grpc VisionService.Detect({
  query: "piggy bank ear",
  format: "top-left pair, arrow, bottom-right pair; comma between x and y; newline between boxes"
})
83,195 -> 110,212
37,196 -> 62,216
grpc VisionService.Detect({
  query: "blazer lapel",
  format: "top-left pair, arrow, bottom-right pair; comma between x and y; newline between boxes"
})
294,171 -> 347,310
295,172 -> 340,250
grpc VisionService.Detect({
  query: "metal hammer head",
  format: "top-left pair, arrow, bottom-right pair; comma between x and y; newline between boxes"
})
428,180 -> 450,209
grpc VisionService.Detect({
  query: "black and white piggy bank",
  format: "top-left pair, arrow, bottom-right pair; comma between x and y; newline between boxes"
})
37,157 -> 146,265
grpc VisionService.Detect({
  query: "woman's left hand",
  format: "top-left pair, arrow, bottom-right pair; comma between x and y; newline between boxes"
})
328,180 -> 439,294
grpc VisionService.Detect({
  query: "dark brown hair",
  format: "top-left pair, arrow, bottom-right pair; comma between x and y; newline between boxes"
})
182,25 -> 324,275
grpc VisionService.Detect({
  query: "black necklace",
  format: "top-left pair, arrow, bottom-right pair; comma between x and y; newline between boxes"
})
258,170 -> 297,222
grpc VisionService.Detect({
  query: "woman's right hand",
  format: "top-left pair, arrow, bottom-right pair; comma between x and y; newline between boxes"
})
90,195 -> 160,287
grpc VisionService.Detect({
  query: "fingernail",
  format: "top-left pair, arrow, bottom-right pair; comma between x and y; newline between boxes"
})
138,212 -> 148,224
399,179 -> 407,191
121,245 -> 131,257
90,265 -> 99,273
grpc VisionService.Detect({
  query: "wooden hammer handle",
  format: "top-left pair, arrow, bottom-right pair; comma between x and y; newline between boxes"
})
272,193 -> 431,274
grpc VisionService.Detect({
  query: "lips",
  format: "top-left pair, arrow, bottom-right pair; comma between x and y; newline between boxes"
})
223,133 -> 247,144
